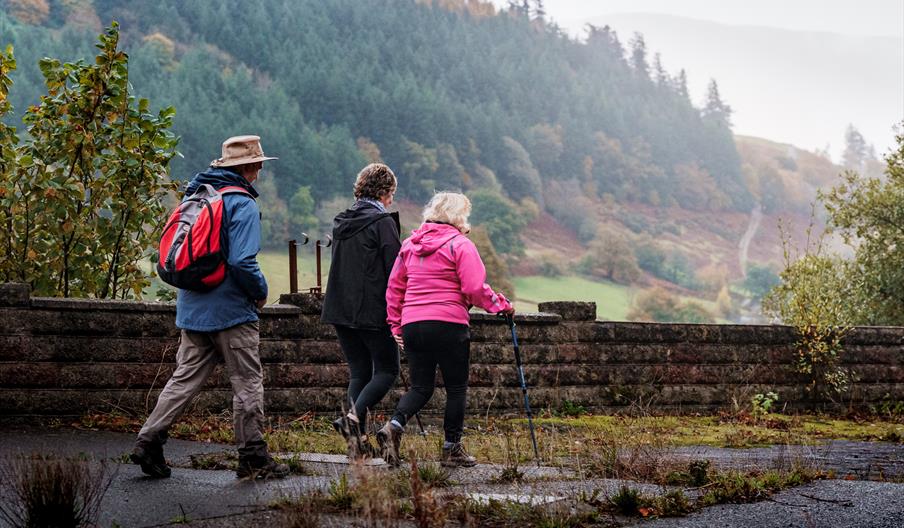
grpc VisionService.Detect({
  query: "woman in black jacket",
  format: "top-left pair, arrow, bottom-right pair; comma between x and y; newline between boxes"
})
321,163 -> 401,457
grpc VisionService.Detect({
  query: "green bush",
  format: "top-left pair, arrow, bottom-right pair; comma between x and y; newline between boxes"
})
0,27 -> 179,298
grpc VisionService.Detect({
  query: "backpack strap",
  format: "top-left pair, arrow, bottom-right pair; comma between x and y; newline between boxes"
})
217,185 -> 254,198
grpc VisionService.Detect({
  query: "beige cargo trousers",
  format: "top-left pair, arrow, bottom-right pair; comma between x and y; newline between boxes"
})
137,321 -> 268,459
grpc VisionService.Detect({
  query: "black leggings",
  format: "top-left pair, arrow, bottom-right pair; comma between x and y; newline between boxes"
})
334,325 -> 399,433
391,321 -> 470,443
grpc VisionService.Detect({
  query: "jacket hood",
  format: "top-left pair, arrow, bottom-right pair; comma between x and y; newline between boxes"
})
333,201 -> 390,240
184,167 -> 259,199
407,222 -> 462,256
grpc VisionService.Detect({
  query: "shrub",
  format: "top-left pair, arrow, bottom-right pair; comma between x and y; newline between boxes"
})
544,179 -> 597,242
581,228 -> 641,285
0,27 -> 180,298
470,189 -> 527,254
628,288 -> 715,323
557,400 -> 587,417
469,226 -> 515,297
763,221 -> 854,397
0,454 -> 115,528
609,486 -> 641,516
326,473 -> 354,510
536,251 -> 567,277
634,238 -> 666,276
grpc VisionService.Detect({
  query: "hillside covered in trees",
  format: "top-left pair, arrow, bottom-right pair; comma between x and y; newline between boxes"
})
2,0 -> 748,232
2,0 -> 855,321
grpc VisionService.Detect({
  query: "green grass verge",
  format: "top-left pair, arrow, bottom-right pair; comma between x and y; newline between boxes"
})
512,275 -> 634,319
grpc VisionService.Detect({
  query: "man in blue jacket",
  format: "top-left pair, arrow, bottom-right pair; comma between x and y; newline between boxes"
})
131,135 -> 289,479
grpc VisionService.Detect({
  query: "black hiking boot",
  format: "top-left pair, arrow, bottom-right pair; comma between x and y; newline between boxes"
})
236,456 -> 290,479
376,422 -> 403,467
441,442 -> 477,468
130,443 -> 171,478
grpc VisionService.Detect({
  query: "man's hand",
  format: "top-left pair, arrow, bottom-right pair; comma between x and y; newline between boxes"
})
393,333 -> 405,351
256,298 -> 267,310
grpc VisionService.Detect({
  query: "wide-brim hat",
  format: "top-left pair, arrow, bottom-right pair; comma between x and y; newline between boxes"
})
210,135 -> 278,167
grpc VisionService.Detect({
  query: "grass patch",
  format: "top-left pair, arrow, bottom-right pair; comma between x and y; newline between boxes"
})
530,413 -> 904,448
699,466 -> 822,506
0,453 -> 115,528
77,410 -> 902,475
275,462 -> 820,526
513,275 -> 633,319
609,485 -> 642,516
416,461 -> 452,488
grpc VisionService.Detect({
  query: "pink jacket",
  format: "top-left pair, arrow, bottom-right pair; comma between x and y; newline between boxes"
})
386,222 -> 513,336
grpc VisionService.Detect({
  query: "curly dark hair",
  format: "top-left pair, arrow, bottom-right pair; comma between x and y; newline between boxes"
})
353,163 -> 397,200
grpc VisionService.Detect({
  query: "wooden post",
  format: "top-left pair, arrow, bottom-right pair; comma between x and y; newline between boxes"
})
288,239 -> 298,294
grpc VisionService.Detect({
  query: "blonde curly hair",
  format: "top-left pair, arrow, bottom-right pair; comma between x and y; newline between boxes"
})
422,192 -> 471,234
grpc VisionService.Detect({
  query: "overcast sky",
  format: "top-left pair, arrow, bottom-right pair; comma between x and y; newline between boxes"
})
490,1 -> 904,159
514,0 -> 904,38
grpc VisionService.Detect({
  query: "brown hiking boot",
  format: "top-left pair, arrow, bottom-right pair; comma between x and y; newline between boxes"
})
333,416 -> 367,459
358,436 -> 379,459
441,442 -> 476,468
236,456 -> 290,479
376,422 -> 402,467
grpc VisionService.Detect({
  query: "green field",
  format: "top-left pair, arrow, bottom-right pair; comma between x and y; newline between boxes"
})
512,275 -> 634,320
257,250 -> 331,302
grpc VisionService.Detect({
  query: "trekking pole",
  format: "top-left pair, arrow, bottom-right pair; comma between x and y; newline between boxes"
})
398,356 -> 428,436
505,314 -> 540,466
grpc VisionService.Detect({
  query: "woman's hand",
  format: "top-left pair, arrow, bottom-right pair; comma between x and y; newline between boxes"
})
500,306 -> 515,316
393,333 -> 405,350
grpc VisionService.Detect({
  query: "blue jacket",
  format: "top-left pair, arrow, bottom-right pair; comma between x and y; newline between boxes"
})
175,168 -> 268,332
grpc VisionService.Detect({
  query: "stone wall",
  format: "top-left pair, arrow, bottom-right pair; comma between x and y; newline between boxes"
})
0,283 -> 902,418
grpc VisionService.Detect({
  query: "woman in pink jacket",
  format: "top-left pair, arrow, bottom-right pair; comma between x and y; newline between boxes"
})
377,192 -> 514,467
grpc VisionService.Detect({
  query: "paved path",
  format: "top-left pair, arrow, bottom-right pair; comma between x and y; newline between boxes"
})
670,440 -> 904,480
0,427 -> 901,527
635,480 -> 904,528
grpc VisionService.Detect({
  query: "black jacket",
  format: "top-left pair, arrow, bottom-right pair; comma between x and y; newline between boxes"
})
321,201 -> 401,329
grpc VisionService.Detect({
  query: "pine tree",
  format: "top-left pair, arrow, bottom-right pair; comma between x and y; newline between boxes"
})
652,52 -> 667,87
674,69 -> 690,101
531,0 -> 545,20
702,79 -> 732,128
842,124 -> 867,171
629,32 -> 649,79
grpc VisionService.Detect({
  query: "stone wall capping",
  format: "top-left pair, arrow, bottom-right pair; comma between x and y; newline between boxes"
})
538,301 -> 596,321
278,292 -> 323,315
30,297 -> 177,312
0,283 -> 30,307
260,304 -> 303,316
470,312 -> 561,325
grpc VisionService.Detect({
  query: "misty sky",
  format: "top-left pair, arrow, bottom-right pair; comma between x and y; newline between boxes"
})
491,0 -> 904,160
534,0 -> 904,38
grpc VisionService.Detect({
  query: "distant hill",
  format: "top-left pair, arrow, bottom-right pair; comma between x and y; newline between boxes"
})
580,13 -> 903,158
517,134 -> 843,285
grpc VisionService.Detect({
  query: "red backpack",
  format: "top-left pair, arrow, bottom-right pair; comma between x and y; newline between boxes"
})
157,184 -> 252,292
